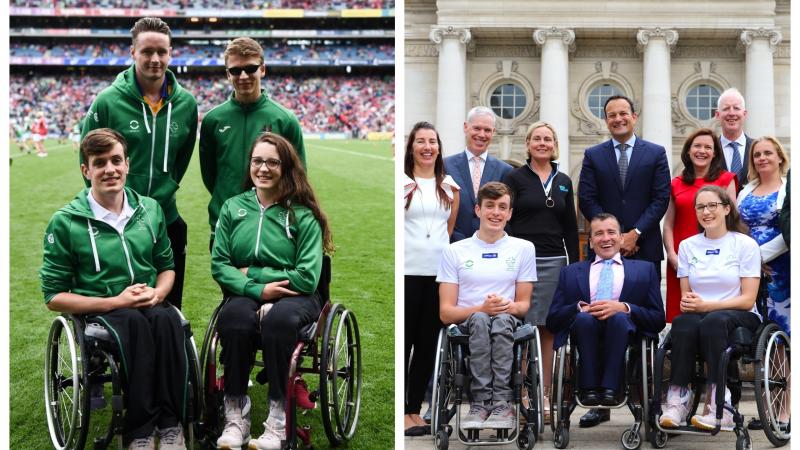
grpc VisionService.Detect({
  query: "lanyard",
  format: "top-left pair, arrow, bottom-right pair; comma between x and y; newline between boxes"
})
529,162 -> 558,208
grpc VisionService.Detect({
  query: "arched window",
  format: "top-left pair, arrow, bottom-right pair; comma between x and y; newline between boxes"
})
685,84 -> 721,120
489,83 -> 527,119
587,83 -> 624,119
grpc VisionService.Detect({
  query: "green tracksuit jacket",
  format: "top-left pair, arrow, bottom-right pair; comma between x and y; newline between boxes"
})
40,187 -> 175,303
211,190 -> 322,301
81,66 -> 198,225
199,90 -> 305,232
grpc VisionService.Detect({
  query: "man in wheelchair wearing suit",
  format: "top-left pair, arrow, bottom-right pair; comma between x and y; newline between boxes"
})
437,181 -> 537,430
546,213 -> 665,422
40,128 -> 188,450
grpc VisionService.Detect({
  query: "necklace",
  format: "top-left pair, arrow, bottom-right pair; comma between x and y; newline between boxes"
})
416,180 -> 434,239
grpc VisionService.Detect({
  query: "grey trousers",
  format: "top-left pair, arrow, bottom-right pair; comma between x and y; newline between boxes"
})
461,312 -> 519,403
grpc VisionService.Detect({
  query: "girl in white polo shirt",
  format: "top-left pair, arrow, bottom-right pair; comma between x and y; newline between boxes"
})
659,185 -> 761,432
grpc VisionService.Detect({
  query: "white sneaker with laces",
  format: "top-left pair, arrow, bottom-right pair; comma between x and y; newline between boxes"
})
157,426 -> 186,450
217,395 -> 252,449
128,434 -> 155,450
691,385 -> 734,431
248,417 -> 286,450
659,385 -> 690,427
482,401 -> 515,429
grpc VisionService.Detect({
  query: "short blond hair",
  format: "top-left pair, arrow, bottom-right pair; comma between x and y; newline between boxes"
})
524,121 -> 559,161
747,136 -> 790,182
224,37 -> 264,65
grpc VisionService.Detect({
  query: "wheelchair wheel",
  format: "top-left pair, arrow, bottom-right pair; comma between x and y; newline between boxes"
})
435,428 -> 449,450
736,433 -> 752,450
320,304 -> 362,445
45,316 -> 90,450
553,424 -> 569,449
521,328 -> 544,436
516,427 -> 536,450
550,342 -> 573,435
199,302 -> 226,445
177,308 -> 203,446
621,429 -> 642,450
431,328 -> 455,435
754,322 -> 791,447
649,429 -> 668,448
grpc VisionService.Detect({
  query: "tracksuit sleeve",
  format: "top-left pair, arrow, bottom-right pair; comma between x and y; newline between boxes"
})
211,202 -> 265,300
40,214 -> 75,303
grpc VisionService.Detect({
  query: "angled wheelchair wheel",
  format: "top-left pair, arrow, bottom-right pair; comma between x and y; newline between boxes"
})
431,328 -> 455,435
550,341 -> 573,436
521,327 -> 544,436
754,322 -> 791,447
320,304 -> 362,445
175,306 -> 203,447
199,302 -> 226,446
45,315 -> 90,450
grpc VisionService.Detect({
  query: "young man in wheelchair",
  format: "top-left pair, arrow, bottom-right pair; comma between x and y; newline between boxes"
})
546,213 -> 665,415
437,181 -> 537,430
40,129 -> 189,450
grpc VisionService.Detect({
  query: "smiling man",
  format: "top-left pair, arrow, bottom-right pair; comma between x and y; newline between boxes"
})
437,182 -> 536,430
81,17 -> 198,311
714,88 -> 751,187
444,107 -> 513,242
199,37 -> 305,250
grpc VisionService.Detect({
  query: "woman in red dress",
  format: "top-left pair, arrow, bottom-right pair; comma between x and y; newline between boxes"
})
662,128 -> 738,322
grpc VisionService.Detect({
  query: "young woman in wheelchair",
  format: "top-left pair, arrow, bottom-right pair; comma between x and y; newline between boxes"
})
659,185 -> 762,431
40,129 -> 189,450
210,132 -> 334,450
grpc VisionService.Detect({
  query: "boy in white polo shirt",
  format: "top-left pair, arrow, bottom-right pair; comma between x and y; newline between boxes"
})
437,181 -> 537,430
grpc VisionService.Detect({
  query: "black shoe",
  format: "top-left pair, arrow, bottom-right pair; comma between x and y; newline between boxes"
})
747,418 -> 763,430
580,389 -> 599,406
599,388 -> 618,406
579,408 -> 610,428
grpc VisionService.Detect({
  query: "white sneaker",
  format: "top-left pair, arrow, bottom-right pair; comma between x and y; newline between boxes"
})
248,417 -> 285,450
659,385 -> 690,427
156,426 -> 186,450
217,395 -> 252,449
691,405 -> 734,431
128,434 -> 156,450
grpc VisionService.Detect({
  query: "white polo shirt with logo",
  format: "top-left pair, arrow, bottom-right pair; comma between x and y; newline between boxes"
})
437,232 -> 537,308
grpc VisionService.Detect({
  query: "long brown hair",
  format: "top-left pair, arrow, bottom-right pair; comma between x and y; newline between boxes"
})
680,128 -> 725,185
243,132 -> 334,254
694,185 -> 749,235
403,121 -> 451,210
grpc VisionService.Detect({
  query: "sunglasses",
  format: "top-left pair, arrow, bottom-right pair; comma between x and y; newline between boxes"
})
227,64 -> 261,76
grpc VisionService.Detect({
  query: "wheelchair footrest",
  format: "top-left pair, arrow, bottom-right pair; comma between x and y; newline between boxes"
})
513,323 -> 536,342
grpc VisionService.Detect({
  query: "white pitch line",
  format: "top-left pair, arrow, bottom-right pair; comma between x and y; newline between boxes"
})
9,143 -> 73,159
311,144 -> 393,162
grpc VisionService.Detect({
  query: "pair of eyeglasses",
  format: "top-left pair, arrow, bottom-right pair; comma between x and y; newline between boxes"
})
227,64 -> 261,76
251,157 -> 281,170
695,202 -> 725,212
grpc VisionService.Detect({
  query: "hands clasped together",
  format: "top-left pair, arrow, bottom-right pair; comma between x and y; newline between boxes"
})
117,283 -> 163,308
578,300 -> 627,320
480,293 -> 513,316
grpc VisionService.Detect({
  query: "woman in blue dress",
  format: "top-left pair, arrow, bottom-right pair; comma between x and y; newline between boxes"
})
737,136 -> 790,335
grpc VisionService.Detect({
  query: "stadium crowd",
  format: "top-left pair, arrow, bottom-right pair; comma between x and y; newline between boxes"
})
12,0 -> 394,9
10,72 -> 394,137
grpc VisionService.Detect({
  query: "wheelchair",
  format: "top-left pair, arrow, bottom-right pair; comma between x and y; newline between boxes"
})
430,322 -> 544,450
651,273 -> 791,449
550,333 -> 657,450
44,305 -> 202,450
199,256 -> 362,449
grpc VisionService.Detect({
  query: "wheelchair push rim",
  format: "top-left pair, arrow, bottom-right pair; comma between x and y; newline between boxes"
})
45,315 -> 90,450
755,323 -> 791,445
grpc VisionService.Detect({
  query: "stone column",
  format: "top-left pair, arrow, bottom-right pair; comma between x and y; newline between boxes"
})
637,28 -> 678,170
740,28 -> 782,137
430,26 -> 471,156
533,27 -> 575,171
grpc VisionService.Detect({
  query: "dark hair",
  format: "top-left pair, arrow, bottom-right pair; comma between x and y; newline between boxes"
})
404,121 -> 450,210
224,37 -> 264,65
680,128 -> 725,185
476,181 -> 513,207
130,17 -> 172,45
243,132 -> 334,254
81,128 -> 128,163
589,212 -> 622,234
603,95 -> 635,115
694,185 -> 749,234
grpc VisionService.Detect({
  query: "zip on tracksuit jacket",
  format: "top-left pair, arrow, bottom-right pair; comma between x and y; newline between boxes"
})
81,66 -> 198,225
211,190 -> 322,301
199,90 -> 306,232
40,187 -> 175,303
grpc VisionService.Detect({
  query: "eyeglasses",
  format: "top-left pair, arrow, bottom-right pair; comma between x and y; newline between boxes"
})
227,65 -> 261,76
695,201 -> 726,212
251,157 -> 281,170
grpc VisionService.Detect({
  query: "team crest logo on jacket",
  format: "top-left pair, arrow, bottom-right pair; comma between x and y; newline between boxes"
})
505,256 -> 517,271
129,120 -> 139,130
47,233 -> 54,244
237,208 -> 247,217
170,122 -> 179,133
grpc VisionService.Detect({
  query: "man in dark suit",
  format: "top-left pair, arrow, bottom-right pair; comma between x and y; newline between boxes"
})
714,87 -> 751,188
546,214 -> 665,426
577,94 -> 670,426
444,106 -> 513,242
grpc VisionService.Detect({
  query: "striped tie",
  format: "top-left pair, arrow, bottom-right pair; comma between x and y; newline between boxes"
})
596,259 -> 615,301
471,156 -> 482,198
729,141 -> 742,179
617,143 -> 629,186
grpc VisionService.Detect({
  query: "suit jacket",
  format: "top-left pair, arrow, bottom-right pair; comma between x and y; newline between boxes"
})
546,258 -> 666,349
578,137 -> 671,262
720,134 -> 752,189
444,151 -> 513,242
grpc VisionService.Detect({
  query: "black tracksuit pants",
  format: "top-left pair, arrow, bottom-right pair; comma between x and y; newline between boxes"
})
165,216 -> 187,310
90,305 -> 187,446
404,275 -> 441,415
217,294 -> 321,401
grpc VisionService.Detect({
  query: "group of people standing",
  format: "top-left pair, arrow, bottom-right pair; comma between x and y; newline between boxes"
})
403,87 -> 790,435
40,17 -> 324,450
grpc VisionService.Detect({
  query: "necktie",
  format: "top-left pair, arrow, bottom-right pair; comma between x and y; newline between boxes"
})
617,143 -> 629,186
729,141 -> 742,178
596,259 -> 614,301
471,156 -> 482,198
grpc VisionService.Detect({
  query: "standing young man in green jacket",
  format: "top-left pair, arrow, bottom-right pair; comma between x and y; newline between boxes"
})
199,37 -> 306,249
82,17 -> 198,310
42,129 -> 189,450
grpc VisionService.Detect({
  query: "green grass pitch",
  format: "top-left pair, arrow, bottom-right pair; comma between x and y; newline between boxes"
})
9,138 -> 394,448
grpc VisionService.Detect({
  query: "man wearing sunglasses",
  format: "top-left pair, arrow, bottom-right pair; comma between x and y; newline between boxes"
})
200,37 -> 306,251
81,17 -> 198,311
